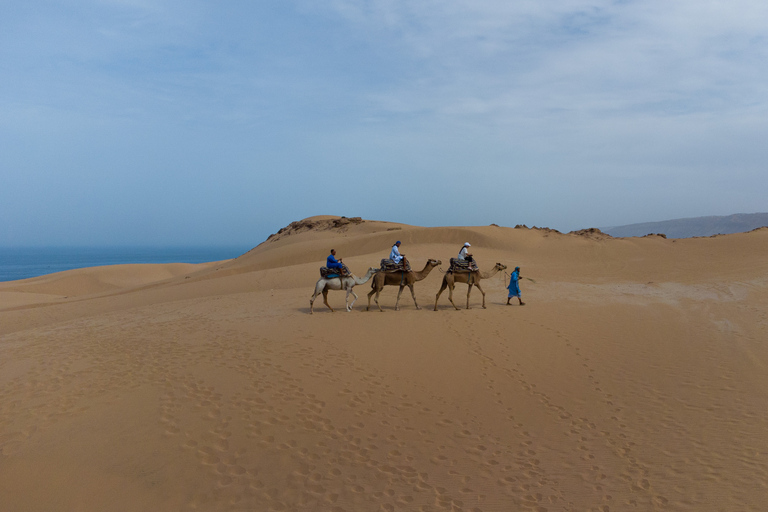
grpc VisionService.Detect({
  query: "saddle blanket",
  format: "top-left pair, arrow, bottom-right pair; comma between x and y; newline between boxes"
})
449,257 -> 478,272
320,264 -> 349,278
380,259 -> 411,272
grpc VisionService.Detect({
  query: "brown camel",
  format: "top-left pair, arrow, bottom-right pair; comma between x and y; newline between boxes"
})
434,262 -> 508,310
367,259 -> 441,311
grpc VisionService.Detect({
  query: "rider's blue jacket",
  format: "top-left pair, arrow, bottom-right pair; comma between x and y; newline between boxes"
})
327,254 -> 343,269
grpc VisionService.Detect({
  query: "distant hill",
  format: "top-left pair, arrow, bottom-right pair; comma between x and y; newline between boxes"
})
601,213 -> 768,239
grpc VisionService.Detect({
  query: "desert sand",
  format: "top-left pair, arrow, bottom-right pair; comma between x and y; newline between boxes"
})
1,216 -> 767,511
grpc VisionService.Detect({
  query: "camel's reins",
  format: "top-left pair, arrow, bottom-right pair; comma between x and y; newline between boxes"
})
437,265 -> 536,285
503,270 -> 536,284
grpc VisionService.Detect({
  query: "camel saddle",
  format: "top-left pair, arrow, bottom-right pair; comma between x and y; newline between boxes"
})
380,258 -> 411,272
320,264 -> 349,278
449,257 -> 478,273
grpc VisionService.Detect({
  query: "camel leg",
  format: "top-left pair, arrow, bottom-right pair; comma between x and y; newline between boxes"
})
322,289 -> 334,312
368,286 -> 383,312
310,283 -> 324,314
447,283 -> 459,310
466,284 -> 473,309
434,280 -> 448,310
408,284 -> 420,310
347,289 -> 358,312
395,285 -> 405,311
475,282 -> 486,308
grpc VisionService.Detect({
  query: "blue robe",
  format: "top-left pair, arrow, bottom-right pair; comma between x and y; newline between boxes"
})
326,254 -> 343,269
389,245 -> 403,264
507,270 -> 521,297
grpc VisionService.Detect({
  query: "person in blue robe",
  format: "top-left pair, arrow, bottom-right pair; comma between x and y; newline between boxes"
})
507,266 -> 525,305
327,249 -> 346,275
389,241 -> 403,264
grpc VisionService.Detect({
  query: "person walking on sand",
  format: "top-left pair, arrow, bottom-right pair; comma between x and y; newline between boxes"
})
507,266 -> 525,305
390,241 -> 407,270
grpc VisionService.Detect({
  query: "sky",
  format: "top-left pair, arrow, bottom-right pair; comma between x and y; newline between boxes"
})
2,0 -> 767,246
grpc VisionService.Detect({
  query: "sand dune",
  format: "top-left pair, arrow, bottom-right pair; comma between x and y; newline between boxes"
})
0,262 -> 219,304
1,218 -> 767,511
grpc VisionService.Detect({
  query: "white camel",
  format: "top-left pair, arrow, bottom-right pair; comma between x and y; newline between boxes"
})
310,267 -> 378,314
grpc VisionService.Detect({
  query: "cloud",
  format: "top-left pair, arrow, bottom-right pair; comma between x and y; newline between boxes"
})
306,0 -> 768,119
1,0 -> 766,244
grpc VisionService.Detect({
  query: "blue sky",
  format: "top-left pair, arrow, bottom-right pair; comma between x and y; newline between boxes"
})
2,0 -> 767,246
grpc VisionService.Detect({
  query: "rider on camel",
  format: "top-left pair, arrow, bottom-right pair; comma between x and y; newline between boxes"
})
390,241 -> 407,271
457,242 -> 477,271
326,249 -> 347,276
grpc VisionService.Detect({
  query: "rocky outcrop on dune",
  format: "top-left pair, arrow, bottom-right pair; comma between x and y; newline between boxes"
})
514,224 -> 563,235
513,224 -> 613,240
568,228 -> 613,240
266,216 -> 364,243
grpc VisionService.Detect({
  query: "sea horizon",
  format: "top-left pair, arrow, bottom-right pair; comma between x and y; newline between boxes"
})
0,245 -> 253,283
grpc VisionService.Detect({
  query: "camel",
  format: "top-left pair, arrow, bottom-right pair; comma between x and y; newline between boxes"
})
434,262 -> 508,310
310,267 -> 378,314
367,259 -> 441,311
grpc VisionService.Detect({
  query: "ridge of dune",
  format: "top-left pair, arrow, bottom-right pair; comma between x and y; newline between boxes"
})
203,216 -> 768,284
219,217 -> 563,274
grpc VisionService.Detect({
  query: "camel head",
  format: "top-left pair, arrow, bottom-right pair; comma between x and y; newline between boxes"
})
427,259 -> 442,267
495,263 -> 508,271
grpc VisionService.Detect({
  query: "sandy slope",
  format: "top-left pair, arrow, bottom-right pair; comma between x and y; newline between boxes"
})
1,218 -> 767,511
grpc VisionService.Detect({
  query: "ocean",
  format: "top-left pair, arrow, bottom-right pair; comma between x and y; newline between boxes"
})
0,246 -> 253,283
